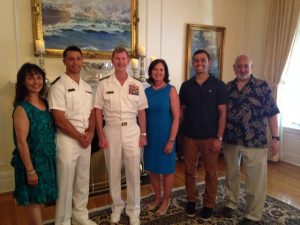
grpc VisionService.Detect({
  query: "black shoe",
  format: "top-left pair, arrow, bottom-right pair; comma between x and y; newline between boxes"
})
200,207 -> 213,221
222,206 -> 234,218
185,202 -> 196,217
238,218 -> 257,225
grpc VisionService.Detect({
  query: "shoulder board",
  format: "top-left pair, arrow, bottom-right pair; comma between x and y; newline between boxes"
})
132,76 -> 142,82
99,75 -> 111,81
51,76 -> 61,85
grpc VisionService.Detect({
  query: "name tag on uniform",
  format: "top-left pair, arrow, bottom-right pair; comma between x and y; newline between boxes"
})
129,84 -> 139,95
68,88 -> 75,92
106,91 -> 114,94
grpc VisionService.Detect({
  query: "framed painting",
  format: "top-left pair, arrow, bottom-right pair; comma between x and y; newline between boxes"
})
32,0 -> 138,59
185,24 -> 225,79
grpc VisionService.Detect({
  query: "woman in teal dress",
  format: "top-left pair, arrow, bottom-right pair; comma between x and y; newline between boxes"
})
11,63 -> 57,225
144,59 -> 180,216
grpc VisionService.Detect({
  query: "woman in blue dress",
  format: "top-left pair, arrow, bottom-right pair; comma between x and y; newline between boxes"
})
144,59 -> 180,216
11,63 -> 57,225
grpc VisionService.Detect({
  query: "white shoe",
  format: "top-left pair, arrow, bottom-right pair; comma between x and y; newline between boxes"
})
129,216 -> 140,225
72,217 -> 97,225
111,211 -> 122,224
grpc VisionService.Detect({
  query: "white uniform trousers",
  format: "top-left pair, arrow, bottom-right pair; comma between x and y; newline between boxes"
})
104,121 -> 141,217
55,130 -> 91,225
223,144 -> 268,221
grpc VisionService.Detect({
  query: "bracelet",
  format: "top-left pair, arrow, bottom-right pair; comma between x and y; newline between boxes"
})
26,169 -> 36,176
140,132 -> 147,136
168,139 -> 175,142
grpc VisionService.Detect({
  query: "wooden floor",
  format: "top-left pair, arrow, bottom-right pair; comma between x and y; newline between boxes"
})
1,156 -> 300,225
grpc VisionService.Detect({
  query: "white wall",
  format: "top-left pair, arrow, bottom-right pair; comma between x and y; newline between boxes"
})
281,128 -> 300,167
0,0 -> 269,192
138,0 -> 269,88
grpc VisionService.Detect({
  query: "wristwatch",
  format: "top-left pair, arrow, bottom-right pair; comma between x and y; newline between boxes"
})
272,136 -> 280,141
216,135 -> 223,141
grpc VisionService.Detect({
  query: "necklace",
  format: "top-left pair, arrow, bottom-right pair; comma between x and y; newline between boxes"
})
152,82 -> 166,90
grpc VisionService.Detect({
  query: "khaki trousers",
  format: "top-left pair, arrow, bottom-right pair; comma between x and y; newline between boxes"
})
183,136 -> 219,208
104,121 -> 141,217
223,144 -> 268,221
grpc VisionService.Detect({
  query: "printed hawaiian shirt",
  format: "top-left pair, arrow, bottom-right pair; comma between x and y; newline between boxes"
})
224,75 -> 280,148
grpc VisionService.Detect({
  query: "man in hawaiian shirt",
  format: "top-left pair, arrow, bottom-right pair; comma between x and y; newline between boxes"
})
222,55 -> 280,225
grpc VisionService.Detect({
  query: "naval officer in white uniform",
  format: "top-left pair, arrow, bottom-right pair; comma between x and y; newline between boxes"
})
94,47 -> 148,225
48,46 -> 96,225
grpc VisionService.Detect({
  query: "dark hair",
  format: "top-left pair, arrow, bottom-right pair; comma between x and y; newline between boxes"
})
13,63 -> 46,107
192,49 -> 211,60
63,46 -> 82,58
111,46 -> 129,58
146,59 -> 170,85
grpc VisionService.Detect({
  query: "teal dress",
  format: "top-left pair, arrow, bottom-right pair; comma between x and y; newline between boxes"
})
144,84 -> 176,174
11,100 -> 57,205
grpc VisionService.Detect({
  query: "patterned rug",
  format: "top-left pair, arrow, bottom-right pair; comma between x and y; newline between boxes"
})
45,178 -> 300,225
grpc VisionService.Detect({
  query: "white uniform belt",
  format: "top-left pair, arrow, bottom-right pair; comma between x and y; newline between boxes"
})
57,126 -> 85,134
105,119 -> 137,126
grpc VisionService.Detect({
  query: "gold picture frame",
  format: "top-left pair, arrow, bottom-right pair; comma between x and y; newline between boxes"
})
185,24 -> 225,80
32,0 -> 138,59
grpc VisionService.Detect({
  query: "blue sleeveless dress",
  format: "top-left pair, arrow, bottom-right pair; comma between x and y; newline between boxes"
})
144,84 -> 176,174
11,100 -> 58,205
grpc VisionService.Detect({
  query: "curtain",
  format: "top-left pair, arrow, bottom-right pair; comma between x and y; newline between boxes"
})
264,0 -> 300,161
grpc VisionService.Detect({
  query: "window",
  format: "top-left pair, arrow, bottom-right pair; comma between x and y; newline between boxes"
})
279,18 -> 300,130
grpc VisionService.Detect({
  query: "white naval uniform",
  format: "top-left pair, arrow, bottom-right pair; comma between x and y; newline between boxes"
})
48,74 -> 94,225
94,74 -> 148,217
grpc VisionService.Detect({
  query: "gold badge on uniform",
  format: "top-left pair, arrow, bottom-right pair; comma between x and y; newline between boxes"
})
129,84 -> 139,95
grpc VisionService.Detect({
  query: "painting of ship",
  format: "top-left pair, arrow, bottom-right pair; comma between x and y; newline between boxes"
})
40,0 -> 133,53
